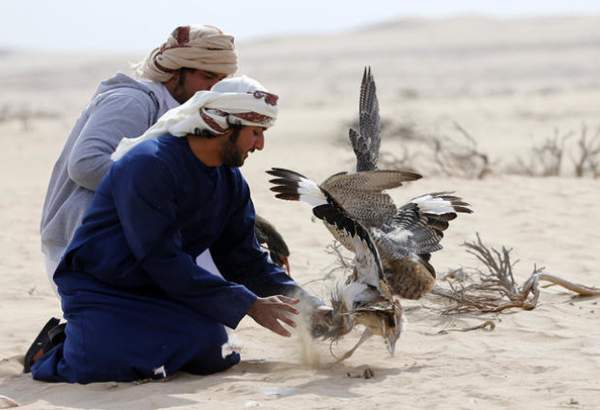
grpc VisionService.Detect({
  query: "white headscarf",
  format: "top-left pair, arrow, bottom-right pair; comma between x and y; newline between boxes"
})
111,75 -> 278,161
135,25 -> 237,81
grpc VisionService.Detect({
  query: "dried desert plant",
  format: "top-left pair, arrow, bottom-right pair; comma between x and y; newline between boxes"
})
428,122 -> 493,179
302,241 -> 354,286
507,128 -> 571,176
432,234 -> 600,315
570,125 -> 600,178
378,145 -> 421,171
0,104 -> 61,131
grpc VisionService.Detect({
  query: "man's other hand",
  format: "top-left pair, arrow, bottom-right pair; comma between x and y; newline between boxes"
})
247,295 -> 299,337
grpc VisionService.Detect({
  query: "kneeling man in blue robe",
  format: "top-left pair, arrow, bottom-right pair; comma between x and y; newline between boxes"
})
28,76 -> 318,383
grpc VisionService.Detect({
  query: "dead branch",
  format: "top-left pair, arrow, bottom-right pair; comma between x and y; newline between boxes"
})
302,241 -> 353,286
570,125 -> 600,178
537,273 -> 600,297
437,320 -> 496,334
428,122 -> 493,179
325,241 -> 354,273
0,104 -> 61,131
433,234 -> 598,315
508,128 -> 573,176
378,145 -> 420,171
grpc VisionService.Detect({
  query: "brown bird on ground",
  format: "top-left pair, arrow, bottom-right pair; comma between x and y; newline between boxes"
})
254,213 -> 291,273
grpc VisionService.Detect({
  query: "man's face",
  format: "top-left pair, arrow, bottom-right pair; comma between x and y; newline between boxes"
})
221,126 -> 266,167
171,69 -> 227,103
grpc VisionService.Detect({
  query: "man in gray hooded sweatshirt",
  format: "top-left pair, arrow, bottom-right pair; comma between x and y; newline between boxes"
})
40,25 -> 237,291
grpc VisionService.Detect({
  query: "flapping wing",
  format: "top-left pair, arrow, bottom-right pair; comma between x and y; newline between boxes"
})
349,66 -> 381,172
313,203 -> 384,291
267,167 -> 385,290
321,170 -> 422,228
322,169 -> 421,193
385,192 -> 473,257
267,168 -> 328,207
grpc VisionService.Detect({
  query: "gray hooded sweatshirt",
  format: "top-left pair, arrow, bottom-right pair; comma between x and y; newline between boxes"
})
40,73 -> 178,262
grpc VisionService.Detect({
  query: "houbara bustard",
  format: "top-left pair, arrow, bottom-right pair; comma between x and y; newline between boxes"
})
266,67 -> 472,358
267,167 -> 405,360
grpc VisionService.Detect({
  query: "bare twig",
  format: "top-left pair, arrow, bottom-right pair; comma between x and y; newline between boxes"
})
437,320 -> 496,334
434,234 -> 598,315
378,146 -> 420,171
428,122 -> 493,179
570,125 -> 600,178
537,273 -> 600,297
0,104 -> 61,131
303,241 -> 353,286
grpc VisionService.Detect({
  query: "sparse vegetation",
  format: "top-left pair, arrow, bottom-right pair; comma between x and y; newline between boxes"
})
571,125 -> 600,178
339,119 -> 600,179
507,125 -> 600,178
340,118 -> 494,179
431,234 -> 600,315
0,105 -> 61,131
428,122 -> 493,179
319,235 -> 600,317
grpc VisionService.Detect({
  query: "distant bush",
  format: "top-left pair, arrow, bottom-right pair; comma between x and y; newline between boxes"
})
339,118 -> 494,179
339,117 -> 600,179
506,125 -> 600,178
0,105 -> 61,131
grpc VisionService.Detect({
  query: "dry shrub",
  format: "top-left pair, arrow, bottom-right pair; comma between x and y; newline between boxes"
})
507,125 -> 600,178
340,118 -> 494,179
571,125 -> 600,178
432,234 -> 600,315
339,116 -> 600,179
0,105 -> 61,131
427,122 -> 493,179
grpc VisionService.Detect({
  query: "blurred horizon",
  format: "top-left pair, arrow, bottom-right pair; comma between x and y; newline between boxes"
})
1,0 -> 599,53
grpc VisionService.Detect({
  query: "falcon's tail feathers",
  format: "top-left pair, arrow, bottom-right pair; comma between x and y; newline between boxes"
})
388,192 -> 473,255
267,168 -> 328,208
407,192 -> 473,224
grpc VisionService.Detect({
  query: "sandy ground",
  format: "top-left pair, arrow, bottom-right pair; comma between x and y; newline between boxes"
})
1,16 -> 599,409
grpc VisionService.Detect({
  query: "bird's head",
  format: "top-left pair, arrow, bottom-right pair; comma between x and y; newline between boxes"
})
311,285 -> 353,339
383,301 -> 405,356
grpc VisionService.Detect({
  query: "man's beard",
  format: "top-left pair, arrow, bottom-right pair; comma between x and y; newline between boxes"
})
221,128 -> 245,167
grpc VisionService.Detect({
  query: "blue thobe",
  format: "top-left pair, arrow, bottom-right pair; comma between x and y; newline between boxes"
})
32,135 -> 299,383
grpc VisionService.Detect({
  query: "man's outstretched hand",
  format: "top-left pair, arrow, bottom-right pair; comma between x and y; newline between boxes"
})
247,295 -> 299,337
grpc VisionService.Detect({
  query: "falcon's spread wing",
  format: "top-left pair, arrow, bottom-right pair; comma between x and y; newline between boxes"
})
349,66 -> 381,172
267,167 -> 385,291
321,169 -> 422,228
377,192 -> 473,261
322,170 -> 422,193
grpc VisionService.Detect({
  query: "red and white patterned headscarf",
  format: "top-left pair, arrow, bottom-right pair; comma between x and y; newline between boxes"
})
135,25 -> 237,81
112,76 -> 279,161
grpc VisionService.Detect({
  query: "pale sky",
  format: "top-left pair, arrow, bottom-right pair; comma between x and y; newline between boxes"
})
1,0 -> 598,52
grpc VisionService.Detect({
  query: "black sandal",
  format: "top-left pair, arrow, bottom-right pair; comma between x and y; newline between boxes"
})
23,317 -> 65,373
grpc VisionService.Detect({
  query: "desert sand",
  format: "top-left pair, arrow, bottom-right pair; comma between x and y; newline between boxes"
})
0,16 -> 599,409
